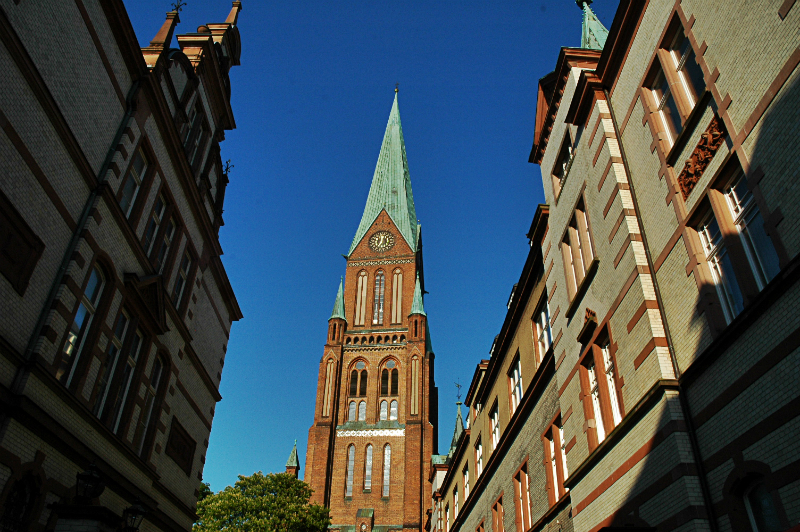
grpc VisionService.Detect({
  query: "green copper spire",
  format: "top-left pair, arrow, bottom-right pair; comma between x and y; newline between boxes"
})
410,272 -> 426,316
348,91 -> 418,255
330,277 -> 346,321
447,402 -> 464,458
286,439 -> 299,468
578,1 -> 609,50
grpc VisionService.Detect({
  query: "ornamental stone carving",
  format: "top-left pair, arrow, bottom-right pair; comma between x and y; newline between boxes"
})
677,116 -> 727,200
336,429 -> 405,438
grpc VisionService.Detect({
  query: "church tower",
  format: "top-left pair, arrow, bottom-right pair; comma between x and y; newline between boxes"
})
305,91 -> 439,532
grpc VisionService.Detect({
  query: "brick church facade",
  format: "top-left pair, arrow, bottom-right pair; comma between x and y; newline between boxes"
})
305,92 -> 439,532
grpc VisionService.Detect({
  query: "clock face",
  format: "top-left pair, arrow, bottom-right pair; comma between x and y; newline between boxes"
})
368,231 -> 396,252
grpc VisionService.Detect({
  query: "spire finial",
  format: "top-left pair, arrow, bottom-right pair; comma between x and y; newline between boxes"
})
395,83 -> 399,93
171,1 -> 187,12
455,379 -> 462,402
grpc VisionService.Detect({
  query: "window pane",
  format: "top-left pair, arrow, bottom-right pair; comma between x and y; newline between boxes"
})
350,370 -> 358,396
651,69 -> 681,141
348,401 -> 356,421
587,362 -> 606,442
358,401 -> 366,421
391,368 -> 398,395
381,369 -> 389,395
602,346 -> 622,426
359,370 -> 368,396
380,400 -> 388,420
390,400 -> 398,420
346,446 -> 355,496
741,209 -> 780,285
746,483 -> 783,532
383,445 -> 391,496
365,445 -> 373,490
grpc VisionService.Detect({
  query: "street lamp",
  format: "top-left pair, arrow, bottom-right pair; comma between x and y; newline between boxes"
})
123,500 -> 146,532
75,464 -> 105,501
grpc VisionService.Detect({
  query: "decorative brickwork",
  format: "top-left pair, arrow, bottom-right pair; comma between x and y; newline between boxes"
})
677,116 -> 727,199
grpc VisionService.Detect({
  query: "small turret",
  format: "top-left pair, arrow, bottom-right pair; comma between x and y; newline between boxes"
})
577,0 -> 609,50
285,440 -> 300,478
409,272 -> 426,341
142,10 -> 180,67
328,277 -> 346,344
447,402 -> 465,459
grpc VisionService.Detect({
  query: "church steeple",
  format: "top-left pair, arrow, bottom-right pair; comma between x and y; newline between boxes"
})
330,277 -> 345,321
348,92 -> 418,256
285,439 -> 300,478
447,402 -> 465,458
578,0 -> 609,50
410,272 -> 426,316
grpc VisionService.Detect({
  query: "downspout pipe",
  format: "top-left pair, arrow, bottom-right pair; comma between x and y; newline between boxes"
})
604,88 -> 719,532
15,80 -> 142,393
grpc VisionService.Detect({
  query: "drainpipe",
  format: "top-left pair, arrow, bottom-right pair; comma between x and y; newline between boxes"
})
13,81 -> 142,395
604,89 -> 719,532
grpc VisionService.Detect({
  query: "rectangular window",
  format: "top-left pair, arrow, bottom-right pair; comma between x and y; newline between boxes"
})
490,402 -> 500,450
475,438 -> 483,477
508,356 -> 523,414
513,463 -> 531,532
533,301 -> 552,364
119,148 -> 148,217
172,251 -> 193,307
544,420 -> 568,505
581,339 -> 623,448
492,497 -> 504,532
110,328 -> 144,435
57,266 -> 104,385
463,465 -> 470,500
92,309 -> 130,418
698,212 -> 744,322
143,194 -> 166,254
454,486 -> 459,518
445,504 -> 450,532
562,200 -> 595,300
134,356 -> 164,455
586,359 -> 606,443
154,217 -> 177,273
668,26 -> 706,106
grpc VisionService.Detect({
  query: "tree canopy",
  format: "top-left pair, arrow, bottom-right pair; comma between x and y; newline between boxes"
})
193,472 -> 330,532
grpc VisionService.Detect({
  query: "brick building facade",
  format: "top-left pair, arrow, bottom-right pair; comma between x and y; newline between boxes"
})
305,91 -> 439,532
430,1 -> 800,532
0,2 -> 243,531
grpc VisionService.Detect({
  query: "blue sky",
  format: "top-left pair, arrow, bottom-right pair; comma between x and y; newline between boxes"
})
123,0 -> 619,491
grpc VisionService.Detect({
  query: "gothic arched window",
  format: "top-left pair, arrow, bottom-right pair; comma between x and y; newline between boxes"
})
322,359 -> 335,417
382,444 -> 392,497
411,356 -> 420,416
359,370 -> 368,397
355,271 -> 368,326
0,474 -> 40,532
391,368 -> 398,395
390,400 -> 398,421
345,445 -> 355,497
373,271 -> 385,325
364,445 -> 373,490
358,401 -> 366,421
380,400 -> 388,420
381,369 -> 389,395
350,370 -> 358,396
348,401 -> 357,421
391,269 -> 403,323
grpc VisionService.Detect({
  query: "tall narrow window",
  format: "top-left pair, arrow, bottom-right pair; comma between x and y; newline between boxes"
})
382,444 -> 391,497
411,356 -> 419,415
364,445 -> 373,490
373,271 -> 385,325
698,213 -> 744,321
648,66 -> 682,144
533,301 -> 552,363
119,148 -> 147,217
359,369 -> 368,396
390,400 -> 398,420
492,498 -> 504,532
135,355 -> 164,455
454,486 -> 459,517
463,465 -> 470,500
601,344 -> 622,426
544,420 -> 568,505
322,359 -> 335,417
143,194 -> 166,254
110,327 -> 144,435
668,26 -> 705,106
380,400 -> 388,420
744,482 -> 783,532
345,445 -> 355,497
551,133 -> 574,198
183,101 -> 209,168
562,201 -> 595,300
154,217 -> 176,273
392,269 -> 403,323
508,355 -> 523,414
445,504 -> 450,532
391,368 -> 399,395
475,438 -> 483,476
724,174 -> 780,289
490,402 -> 500,450
350,370 -> 359,396
93,309 -> 130,417
587,359 -> 606,443
514,462 -> 532,532
355,271 -> 368,326
381,369 -> 389,395
172,251 -> 192,307
358,401 -> 366,421
348,401 -> 357,421
58,266 -> 105,385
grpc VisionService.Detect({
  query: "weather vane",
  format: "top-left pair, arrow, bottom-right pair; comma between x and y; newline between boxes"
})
395,82 -> 399,93
223,159 -> 234,175
171,1 -> 187,13
455,379 -> 462,402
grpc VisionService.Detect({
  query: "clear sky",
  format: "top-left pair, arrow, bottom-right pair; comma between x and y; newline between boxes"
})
123,0 -> 619,491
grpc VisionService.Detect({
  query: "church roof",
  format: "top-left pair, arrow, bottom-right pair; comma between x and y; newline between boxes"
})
330,277 -> 346,321
348,92 -> 418,255
410,272 -> 426,316
579,1 -> 609,50
447,402 -> 464,458
286,440 -> 299,468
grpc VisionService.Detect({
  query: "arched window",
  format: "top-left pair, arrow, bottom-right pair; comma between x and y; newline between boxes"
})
364,445 -> 373,490
382,444 -> 392,497
322,359 -> 335,417
134,354 -> 166,455
359,370 -> 368,396
348,401 -> 357,421
380,400 -> 388,420
381,369 -> 389,395
93,308 -> 131,418
0,474 -> 40,532
392,269 -> 403,323
345,445 -> 355,497
109,326 -> 145,435
744,482 -> 783,532
58,265 -> 105,385
411,356 -> 420,415
358,401 -> 366,421
350,370 -> 359,396
390,400 -> 398,421
355,271 -> 368,326
373,271 -> 385,325
391,368 -> 399,395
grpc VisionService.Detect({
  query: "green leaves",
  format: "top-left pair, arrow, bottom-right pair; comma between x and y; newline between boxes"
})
193,472 -> 330,532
